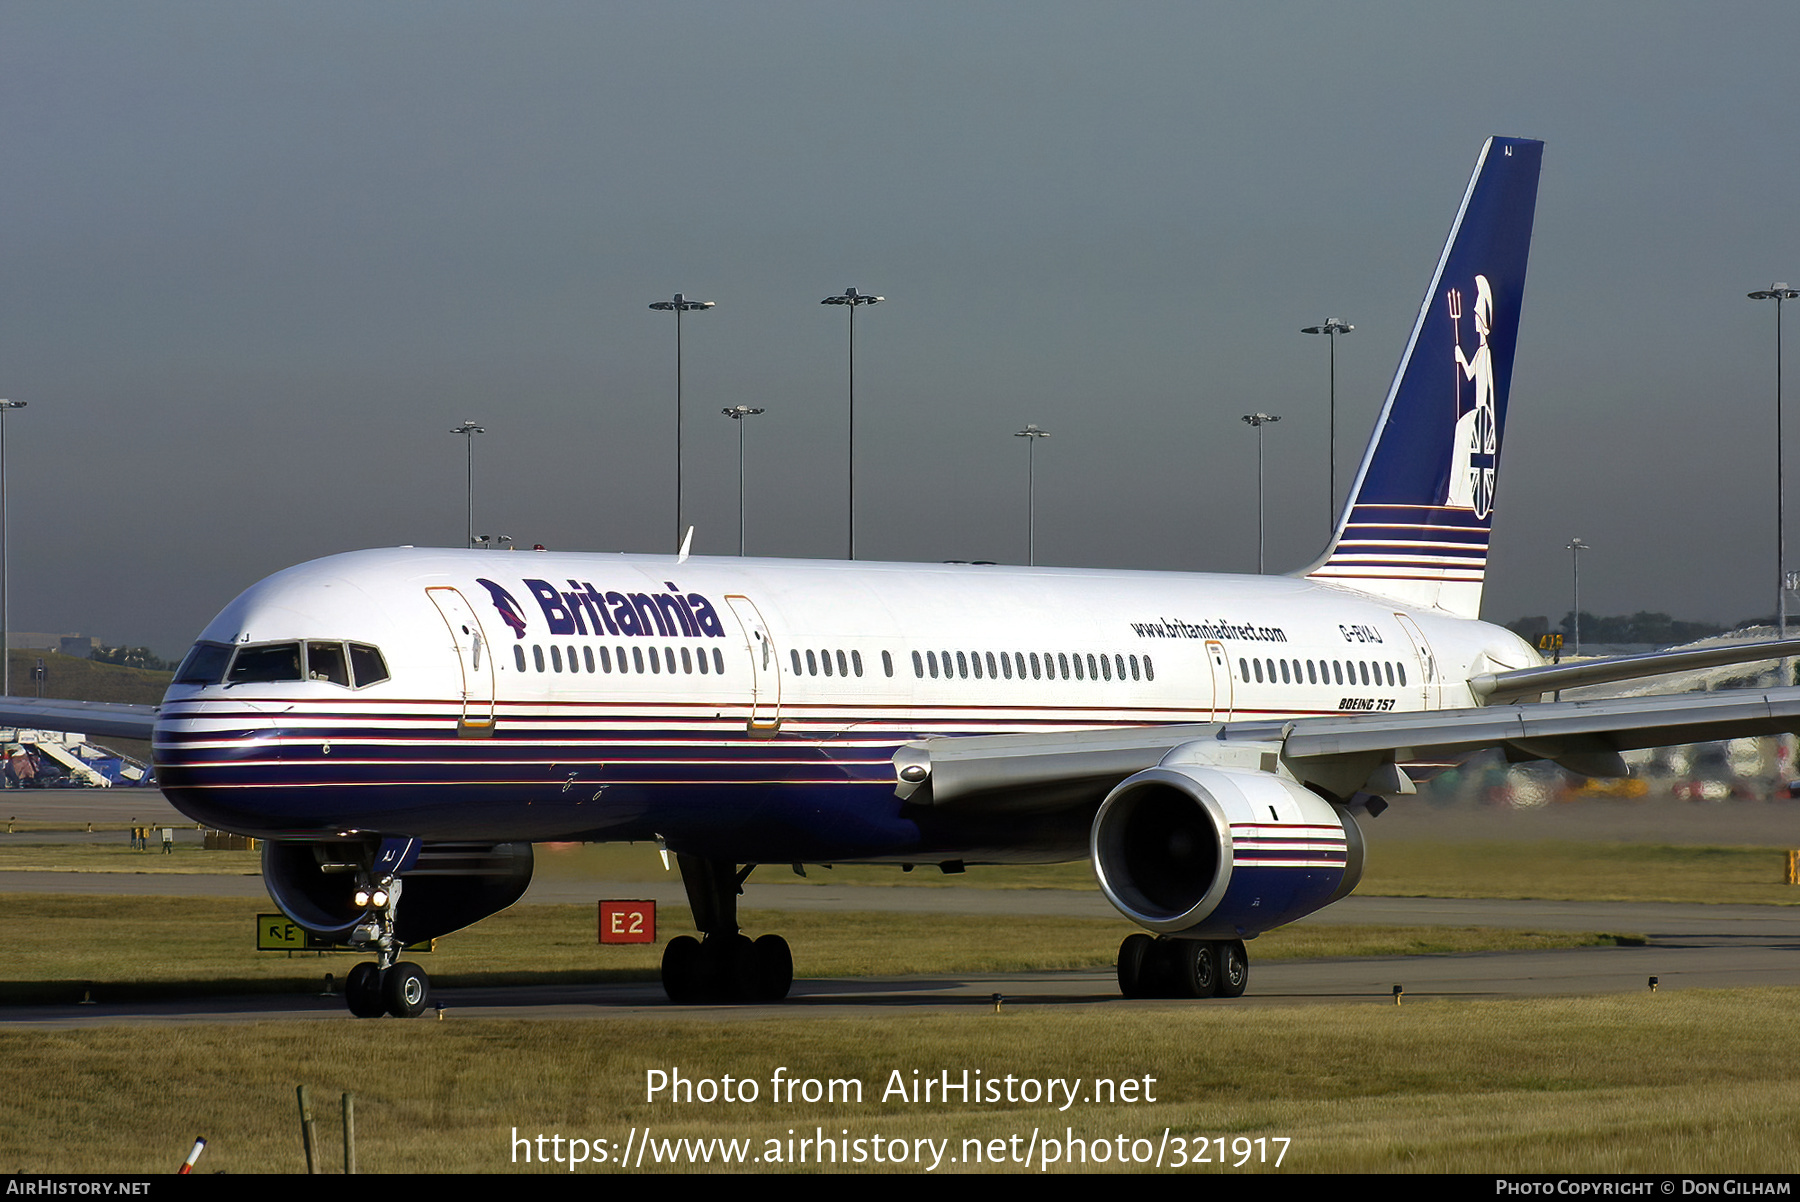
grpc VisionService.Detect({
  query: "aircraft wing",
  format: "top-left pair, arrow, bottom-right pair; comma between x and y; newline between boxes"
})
1471,637 -> 1800,704
893,686 -> 1800,812
0,698 -> 158,742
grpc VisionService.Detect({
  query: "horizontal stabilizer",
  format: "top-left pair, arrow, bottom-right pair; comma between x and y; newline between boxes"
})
1470,638 -> 1800,704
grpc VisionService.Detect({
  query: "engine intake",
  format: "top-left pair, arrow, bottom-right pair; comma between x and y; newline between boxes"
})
1091,764 -> 1362,937
263,840 -> 534,944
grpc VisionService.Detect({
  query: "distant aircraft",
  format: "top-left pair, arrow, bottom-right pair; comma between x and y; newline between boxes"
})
17,137 -> 1800,1016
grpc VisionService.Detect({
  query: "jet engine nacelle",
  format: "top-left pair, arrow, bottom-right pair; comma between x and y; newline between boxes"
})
263,840 -> 534,944
1091,763 -> 1363,938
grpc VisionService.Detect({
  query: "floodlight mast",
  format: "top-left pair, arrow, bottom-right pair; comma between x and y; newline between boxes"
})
1241,412 -> 1280,573
649,293 -> 716,551
1014,424 -> 1050,566
722,405 -> 766,556
449,420 -> 486,549
821,288 -> 883,559
1750,283 -> 1798,673
0,400 -> 24,698
1302,317 -> 1354,532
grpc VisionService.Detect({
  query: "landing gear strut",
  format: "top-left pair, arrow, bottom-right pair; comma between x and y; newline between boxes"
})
661,854 -> 793,1003
1116,934 -> 1249,1000
343,874 -> 433,1018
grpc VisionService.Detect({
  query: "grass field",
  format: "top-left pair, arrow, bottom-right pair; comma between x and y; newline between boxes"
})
2,833 -> 1793,1174
9,834 -> 1799,905
2,991 -> 1796,1173
0,892 -> 1631,1005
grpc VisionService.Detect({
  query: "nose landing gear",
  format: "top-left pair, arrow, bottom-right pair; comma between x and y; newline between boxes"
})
342,875 -> 432,1018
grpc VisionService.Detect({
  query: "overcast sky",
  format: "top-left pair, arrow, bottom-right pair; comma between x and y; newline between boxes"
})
3,2 -> 1799,658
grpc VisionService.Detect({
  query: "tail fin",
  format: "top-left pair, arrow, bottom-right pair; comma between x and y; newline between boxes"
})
1304,136 -> 1543,619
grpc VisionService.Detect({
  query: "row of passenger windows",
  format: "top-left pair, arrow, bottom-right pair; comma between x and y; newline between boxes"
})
1242,656 -> 1406,688
914,649 -> 1154,684
792,648 -> 884,678
175,640 -> 390,689
515,643 -> 728,677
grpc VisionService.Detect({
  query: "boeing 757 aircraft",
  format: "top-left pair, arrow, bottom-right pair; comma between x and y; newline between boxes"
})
16,137 -> 1800,1016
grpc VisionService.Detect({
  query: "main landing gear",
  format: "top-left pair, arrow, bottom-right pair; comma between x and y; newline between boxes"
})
661,854 -> 793,1004
1116,933 -> 1250,1000
343,875 -> 432,1018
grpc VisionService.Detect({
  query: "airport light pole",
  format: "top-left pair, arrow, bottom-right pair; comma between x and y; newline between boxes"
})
1014,424 -> 1050,566
1749,284 -> 1798,668
821,287 -> 883,560
0,401 -> 23,696
449,420 -> 485,549
1242,413 -> 1280,574
649,293 -> 715,551
1566,537 -> 1590,657
722,405 -> 765,556
1302,317 -> 1354,531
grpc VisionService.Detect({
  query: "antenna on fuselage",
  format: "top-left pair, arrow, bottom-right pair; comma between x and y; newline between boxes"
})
677,525 -> 695,563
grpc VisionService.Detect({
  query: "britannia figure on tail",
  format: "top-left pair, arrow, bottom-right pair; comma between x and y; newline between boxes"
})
1446,274 -> 1497,519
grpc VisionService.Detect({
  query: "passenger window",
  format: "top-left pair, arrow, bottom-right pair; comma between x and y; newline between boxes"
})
1101,654 -> 1112,682
1130,655 -> 1141,681
957,651 -> 968,679
1073,654 -> 1084,681
712,648 -> 724,674
306,642 -> 350,686
599,646 -> 612,673
881,650 -> 892,678
927,651 -> 939,679
1030,652 -> 1042,680
584,647 -> 595,673
1307,660 -> 1317,684
664,648 -> 676,673
633,647 -> 645,673
681,647 -> 693,673
1253,659 -> 1263,683
970,651 -> 982,680
568,645 -> 579,671
1001,653 -> 1013,680
806,650 -> 818,676
551,646 -> 563,672
1398,663 -> 1407,686
696,647 -> 707,674
1279,660 -> 1290,684
838,650 -> 849,676
852,650 -> 863,677
513,645 -> 527,673
1058,653 -> 1069,680
1143,656 -> 1154,681
912,651 -> 924,678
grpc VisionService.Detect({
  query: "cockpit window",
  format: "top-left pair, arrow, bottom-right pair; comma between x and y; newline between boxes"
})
227,642 -> 303,684
349,644 -> 390,687
306,642 -> 349,686
174,642 -> 233,685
